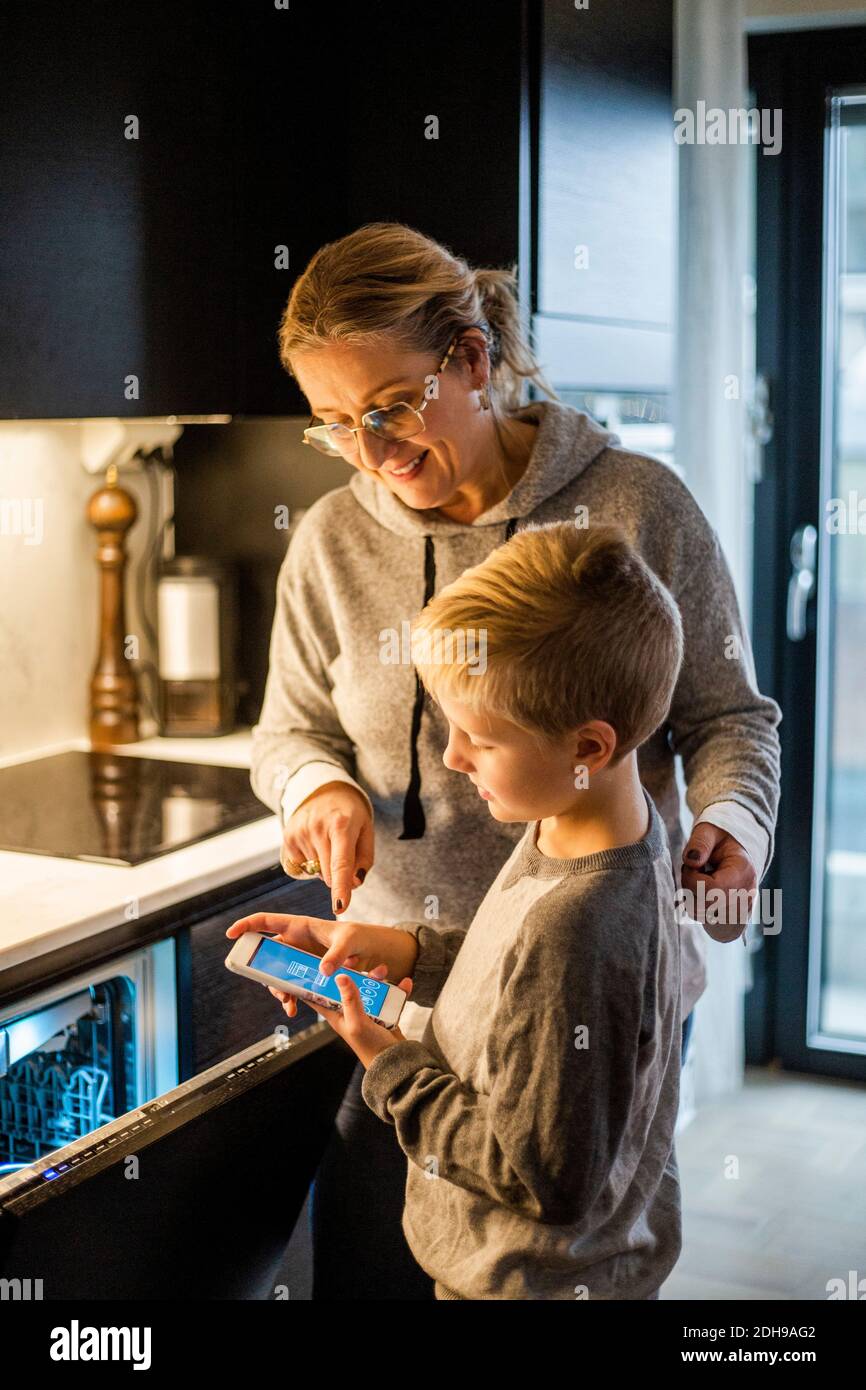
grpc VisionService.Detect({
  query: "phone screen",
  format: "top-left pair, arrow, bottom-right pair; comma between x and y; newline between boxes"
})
250,937 -> 390,1018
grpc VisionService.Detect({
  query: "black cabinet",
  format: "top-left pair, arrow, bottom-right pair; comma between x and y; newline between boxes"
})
0,0 -> 237,418
176,872 -> 332,1079
0,0 -> 528,420
233,0 -> 529,416
0,0 -> 673,419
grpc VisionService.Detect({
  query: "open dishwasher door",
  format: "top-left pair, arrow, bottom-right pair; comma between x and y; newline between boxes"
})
0,940 -> 178,1174
0,1023 -> 356,1300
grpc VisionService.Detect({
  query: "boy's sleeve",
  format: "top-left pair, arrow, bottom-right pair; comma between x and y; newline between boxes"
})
392,921 -> 468,1008
362,892 -> 648,1224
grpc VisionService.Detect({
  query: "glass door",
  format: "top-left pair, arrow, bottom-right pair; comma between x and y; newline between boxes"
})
814,92 -> 866,1049
750,28 -> 866,1079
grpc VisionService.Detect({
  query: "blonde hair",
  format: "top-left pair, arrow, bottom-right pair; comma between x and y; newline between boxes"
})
278,221 -> 557,414
410,522 -> 684,762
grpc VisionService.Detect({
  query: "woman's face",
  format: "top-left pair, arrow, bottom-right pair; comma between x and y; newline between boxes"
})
291,336 -> 491,512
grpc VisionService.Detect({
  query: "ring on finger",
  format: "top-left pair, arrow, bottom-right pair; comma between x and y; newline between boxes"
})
280,847 -> 304,875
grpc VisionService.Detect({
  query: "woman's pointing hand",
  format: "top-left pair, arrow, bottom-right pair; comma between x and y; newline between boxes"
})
280,781 -> 374,915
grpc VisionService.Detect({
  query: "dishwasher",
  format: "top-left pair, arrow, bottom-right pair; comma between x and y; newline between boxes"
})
0,940 -> 177,1175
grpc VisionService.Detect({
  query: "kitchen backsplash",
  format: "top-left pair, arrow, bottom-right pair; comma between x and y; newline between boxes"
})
171,419 -> 350,726
0,423 -> 160,761
0,418 -> 349,759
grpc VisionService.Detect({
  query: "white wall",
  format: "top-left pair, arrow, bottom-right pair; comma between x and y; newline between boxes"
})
0,423 -> 158,761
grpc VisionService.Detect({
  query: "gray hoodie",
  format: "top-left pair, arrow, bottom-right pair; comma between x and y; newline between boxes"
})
250,399 -> 781,1041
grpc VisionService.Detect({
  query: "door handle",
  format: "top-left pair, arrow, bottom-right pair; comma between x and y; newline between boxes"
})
786,523 -> 817,641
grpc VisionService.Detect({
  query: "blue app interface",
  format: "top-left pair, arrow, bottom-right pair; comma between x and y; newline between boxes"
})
251,937 -> 387,1017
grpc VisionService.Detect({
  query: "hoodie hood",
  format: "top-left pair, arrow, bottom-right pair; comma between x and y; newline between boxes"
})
347,398 -> 619,537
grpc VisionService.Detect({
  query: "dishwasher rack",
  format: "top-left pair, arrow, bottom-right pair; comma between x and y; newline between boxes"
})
0,980 -> 135,1169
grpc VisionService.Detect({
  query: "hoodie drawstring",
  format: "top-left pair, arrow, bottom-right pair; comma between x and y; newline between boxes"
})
399,520 -> 519,841
399,536 -> 437,839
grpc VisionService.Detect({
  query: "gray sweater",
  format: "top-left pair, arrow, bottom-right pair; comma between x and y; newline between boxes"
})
361,787 -> 682,1300
250,399 -> 782,1038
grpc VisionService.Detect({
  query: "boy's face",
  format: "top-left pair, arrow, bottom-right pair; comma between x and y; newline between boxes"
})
436,692 -> 595,823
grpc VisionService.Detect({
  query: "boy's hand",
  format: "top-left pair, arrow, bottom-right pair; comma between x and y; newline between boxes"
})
225,911 -> 418,981
269,964 -> 413,1069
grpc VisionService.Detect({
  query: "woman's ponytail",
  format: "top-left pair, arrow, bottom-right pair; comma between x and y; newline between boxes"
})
472,266 -> 557,410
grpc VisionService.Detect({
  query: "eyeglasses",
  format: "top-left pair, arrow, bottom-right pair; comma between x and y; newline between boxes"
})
302,336 -> 459,458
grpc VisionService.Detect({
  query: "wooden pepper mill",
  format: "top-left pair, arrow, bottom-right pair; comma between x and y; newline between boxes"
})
87,463 -> 140,747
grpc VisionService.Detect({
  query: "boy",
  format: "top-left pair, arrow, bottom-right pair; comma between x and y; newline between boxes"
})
248,520 -> 684,1300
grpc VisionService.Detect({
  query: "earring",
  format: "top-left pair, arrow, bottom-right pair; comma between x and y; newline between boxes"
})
479,382 -> 491,411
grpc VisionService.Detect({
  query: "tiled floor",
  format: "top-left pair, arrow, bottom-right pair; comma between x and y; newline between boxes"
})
275,1067 -> 866,1301
662,1066 -> 866,1300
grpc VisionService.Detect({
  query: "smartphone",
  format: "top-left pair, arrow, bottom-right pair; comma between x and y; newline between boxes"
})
225,932 -> 407,1029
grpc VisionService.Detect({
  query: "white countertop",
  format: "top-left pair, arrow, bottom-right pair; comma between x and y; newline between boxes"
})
0,731 -> 284,973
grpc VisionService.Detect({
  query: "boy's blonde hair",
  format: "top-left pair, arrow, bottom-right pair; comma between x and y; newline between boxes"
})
411,522 -> 684,762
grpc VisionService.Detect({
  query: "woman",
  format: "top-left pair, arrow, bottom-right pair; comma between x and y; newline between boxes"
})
249,222 -> 781,1299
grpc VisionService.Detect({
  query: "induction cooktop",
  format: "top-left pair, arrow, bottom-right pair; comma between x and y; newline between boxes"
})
0,751 -> 271,866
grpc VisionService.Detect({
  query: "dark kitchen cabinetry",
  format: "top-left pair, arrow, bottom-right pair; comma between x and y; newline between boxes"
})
0,0 -> 237,418
0,0 -> 673,419
234,1 -> 530,416
176,871 -> 333,1079
0,0 -> 529,420
245,0 -> 676,406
